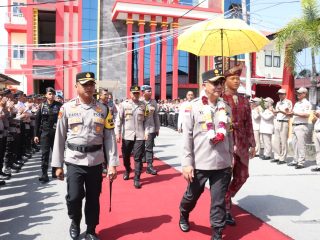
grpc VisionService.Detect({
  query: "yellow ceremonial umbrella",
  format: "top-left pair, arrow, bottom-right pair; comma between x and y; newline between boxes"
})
177,18 -> 270,58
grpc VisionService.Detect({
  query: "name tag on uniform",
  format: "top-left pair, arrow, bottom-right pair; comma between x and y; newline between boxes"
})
69,117 -> 83,124
93,117 -> 105,125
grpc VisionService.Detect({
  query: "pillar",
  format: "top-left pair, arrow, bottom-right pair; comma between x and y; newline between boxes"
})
172,20 -> 179,99
161,18 -> 168,100
126,15 -> 134,98
138,15 -> 145,87
149,16 -> 157,99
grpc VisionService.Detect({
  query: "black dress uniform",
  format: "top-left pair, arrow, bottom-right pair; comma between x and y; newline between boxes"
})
35,87 -> 62,183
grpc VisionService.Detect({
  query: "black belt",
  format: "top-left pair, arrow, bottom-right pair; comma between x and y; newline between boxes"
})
292,123 -> 307,126
67,143 -> 102,153
277,120 -> 289,122
0,130 -> 3,134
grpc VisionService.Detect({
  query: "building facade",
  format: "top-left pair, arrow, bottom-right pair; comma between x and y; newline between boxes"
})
4,0 -> 84,99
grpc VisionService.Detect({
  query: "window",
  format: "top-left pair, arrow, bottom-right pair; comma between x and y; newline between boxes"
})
12,2 -> 24,17
273,56 -> 281,68
265,51 -> 272,67
12,45 -> 25,59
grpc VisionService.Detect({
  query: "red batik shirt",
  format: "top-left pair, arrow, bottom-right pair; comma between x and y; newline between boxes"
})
222,93 -> 255,166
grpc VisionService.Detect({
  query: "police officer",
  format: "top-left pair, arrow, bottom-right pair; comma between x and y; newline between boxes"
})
177,91 -> 194,133
288,87 -> 311,169
250,97 -> 262,157
34,87 -> 62,183
51,72 -> 119,240
141,85 -> 160,175
179,69 -> 233,240
115,85 -> 148,189
272,89 -> 292,164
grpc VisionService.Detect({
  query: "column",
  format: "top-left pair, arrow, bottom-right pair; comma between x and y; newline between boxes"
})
68,1 -> 74,98
138,15 -> 145,87
126,15 -> 134,98
26,0 -> 34,94
149,16 -> 157,99
161,18 -> 168,100
172,20 -> 179,99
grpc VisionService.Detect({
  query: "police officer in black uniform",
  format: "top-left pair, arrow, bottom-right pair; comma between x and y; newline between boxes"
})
34,87 -> 62,183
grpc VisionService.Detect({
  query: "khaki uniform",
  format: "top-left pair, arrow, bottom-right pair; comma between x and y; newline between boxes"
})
273,99 -> 292,162
51,97 -> 119,168
180,96 -> 233,230
115,99 -> 149,183
259,108 -> 274,158
291,98 -> 311,166
314,117 -> 320,167
251,106 -> 261,155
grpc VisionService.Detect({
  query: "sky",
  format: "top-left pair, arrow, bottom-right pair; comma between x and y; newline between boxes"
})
250,0 -> 320,73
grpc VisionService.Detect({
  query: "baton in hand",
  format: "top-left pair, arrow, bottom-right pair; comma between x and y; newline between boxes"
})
109,179 -> 113,212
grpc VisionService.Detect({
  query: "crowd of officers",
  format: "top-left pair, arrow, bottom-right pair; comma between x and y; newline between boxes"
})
0,88 -> 64,186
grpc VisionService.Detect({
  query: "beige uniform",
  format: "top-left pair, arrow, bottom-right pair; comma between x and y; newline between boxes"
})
144,99 -> 160,134
273,98 -> 292,162
115,99 -> 147,140
259,108 -> 274,158
292,98 -> 311,166
251,106 -> 261,155
182,98 -> 233,170
51,97 -> 119,168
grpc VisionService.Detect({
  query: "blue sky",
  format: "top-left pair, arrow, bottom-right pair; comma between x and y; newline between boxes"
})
250,0 -> 320,73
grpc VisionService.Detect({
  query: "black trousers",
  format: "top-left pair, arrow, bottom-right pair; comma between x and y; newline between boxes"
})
66,163 -> 103,227
0,137 -> 4,170
5,131 -> 16,168
40,130 -> 55,173
179,168 -> 232,229
145,133 -> 156,164
121,139 -> 145,179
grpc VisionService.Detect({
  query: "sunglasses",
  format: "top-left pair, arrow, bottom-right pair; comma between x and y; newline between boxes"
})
211,79 -> 225,86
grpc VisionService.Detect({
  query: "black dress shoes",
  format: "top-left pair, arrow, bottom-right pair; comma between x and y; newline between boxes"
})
146,165 -> 157,175
212,228 -> 223,240
277,161 -> 286,165
123,171 -> 130,180
0,180 -> 5,186
226,212 -> 236,226
85,233 -> 100,240
311,167 -> 320,172
270,159 -> 279,163
179,212 -> 190,232
287,162 -> 297,166
38,174 -> 49,183
134,180 -> 141,189
69,221 -> 80,240
295,165 -> 305,169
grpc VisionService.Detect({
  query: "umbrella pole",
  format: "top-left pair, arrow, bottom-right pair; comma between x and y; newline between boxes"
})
221,29 -> 224,73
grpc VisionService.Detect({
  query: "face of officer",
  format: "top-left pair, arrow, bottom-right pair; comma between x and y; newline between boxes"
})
203,78 -> 224,102
297,92 -> 307,101
76,81 -> 96,102
130,91 -> 140,102
278,93 -> 286,101
186,91 -> 194,101
143,90 -> 152,100
99,90 -> 108,103
225,75 -> 240,92
46,92 -> 55,102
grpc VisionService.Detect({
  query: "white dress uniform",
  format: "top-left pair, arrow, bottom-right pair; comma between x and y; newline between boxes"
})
251,105 -> 261,156
273,98 -> 292,162
259,102 -> 274,159
313,115 -> 320,169
291,98 -> 311,166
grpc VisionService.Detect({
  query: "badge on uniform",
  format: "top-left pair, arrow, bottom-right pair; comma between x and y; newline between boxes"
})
58,107 -> 64,119
96,106 -> 103,113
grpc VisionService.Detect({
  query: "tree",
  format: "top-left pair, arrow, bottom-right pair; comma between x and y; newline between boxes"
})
276,0 -> 320,109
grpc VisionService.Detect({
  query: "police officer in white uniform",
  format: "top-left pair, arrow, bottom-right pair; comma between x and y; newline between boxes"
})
259,97 -> 275,160
272,89 -> 292,164
51,72 -> 119,240
115,85 -> 148,189
177,91 -> 194,133
288,87 -> 311,169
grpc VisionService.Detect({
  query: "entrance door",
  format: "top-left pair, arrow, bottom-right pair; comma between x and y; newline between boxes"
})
34,79 -> 55,94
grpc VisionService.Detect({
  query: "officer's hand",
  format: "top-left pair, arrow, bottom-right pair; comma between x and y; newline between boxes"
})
56,168 -> 64,181
107,166 -> 117,181
156,131 -> 159,136
116,134 -> 121,143
34,137 -> 39,144
182,166 -> 194,183
249,147 -> 256,159
144,133 -> 149,141
178,128 -> 182,133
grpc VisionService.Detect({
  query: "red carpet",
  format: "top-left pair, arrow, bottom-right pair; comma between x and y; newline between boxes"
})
97,156 -> 292,240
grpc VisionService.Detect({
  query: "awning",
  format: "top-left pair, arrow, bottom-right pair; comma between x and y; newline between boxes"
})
0,73 -> 20,85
